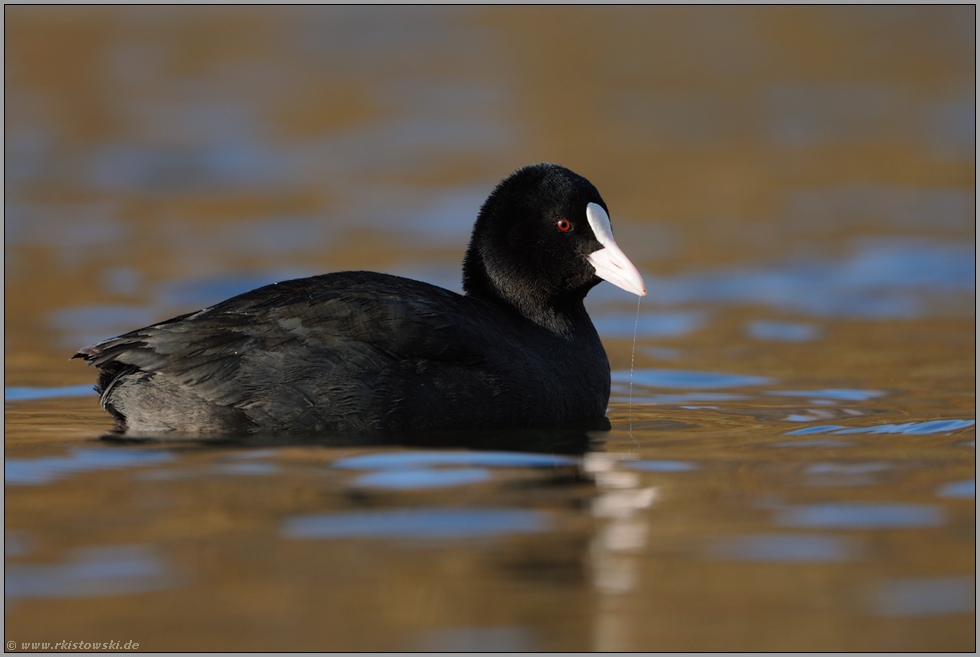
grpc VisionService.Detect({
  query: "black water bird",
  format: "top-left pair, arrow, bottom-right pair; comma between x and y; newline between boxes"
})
74,164 -> 647,435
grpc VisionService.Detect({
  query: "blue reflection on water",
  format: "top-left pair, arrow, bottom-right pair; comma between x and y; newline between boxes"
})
51,271 -> 313,345
937,480 -> 975,499
209,462 -> 281,476
353,467 -> 491,490
5,545 -> 174,600
593,311 -> 705,339
162,216 -> 334,258
644,239 -> 974,319
899,419 -> 976,434
154,272 -> 311,314
783,426 -> 848,435
783,413 -> 836,423
390,262 -> 464,294
337,184 -> 485,244
613,392 -> 749,405
333,451 -> 576,491
282,508 -> 549,540
50,305 -> 162,339
768,389 -> 884,401
611,366 -> 765,404
709,533 -> 857,562
871,576 -> 975,617
333,451 -> 578,470
776,503 -> 943,529
924,99 -> 976,160
5,530 -> 32,557
772,439 -> 855,448
103,265 -> 143,295
787,420 -> 975,436
5,449 -> 174,486
219,449 -> 283,461
5,385 -> 95,402
805,462 -> 889,475
5,126 -> 55,185
803,462 -> 889,487
5,202 -> 130,249
645,346 -> 683,362
746,320 -> 821,342
613,369 -> 771,389
625,460 -> 698,472
88,142 -> 294,193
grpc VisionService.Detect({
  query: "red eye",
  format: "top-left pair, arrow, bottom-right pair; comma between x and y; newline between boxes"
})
556,219 -> 571,232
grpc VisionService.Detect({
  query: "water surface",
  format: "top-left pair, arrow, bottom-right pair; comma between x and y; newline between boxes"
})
4,6 -> 975,652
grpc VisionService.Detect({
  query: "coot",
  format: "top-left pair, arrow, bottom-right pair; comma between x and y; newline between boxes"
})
74,163 -> 646,435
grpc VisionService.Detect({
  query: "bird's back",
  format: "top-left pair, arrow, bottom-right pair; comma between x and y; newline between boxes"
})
75,271 -> 610,435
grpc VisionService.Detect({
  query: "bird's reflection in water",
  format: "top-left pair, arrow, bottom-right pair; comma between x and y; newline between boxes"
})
99,416 -> 610,456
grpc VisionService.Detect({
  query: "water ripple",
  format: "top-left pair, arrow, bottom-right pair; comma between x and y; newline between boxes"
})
643,239 -> 975,319
5,545 -> 174,600
871,576 -> 975,616
352,467 -> 491,490
5,385 -> 95,402
625,460 -> 698,472
768,389 -> 885,401
708,533 -> 857,562
282,507 -> 550,540
612,369 -> 771,389
746,320 -> 822,342
332,451 -> 578,470
776,503 -> 943,529
593,311 -> 705,339
937,480 -> 975,499
786,419 -> 975,436
5,449 -> 174,486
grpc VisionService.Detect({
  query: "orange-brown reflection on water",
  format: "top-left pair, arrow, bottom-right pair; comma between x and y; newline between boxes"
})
4,6 -> 975,652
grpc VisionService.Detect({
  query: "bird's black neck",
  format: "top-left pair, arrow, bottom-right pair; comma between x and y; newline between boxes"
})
462,247 -> 592,337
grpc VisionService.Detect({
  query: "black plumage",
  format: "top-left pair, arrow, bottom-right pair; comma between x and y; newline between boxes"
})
74,163 -> 646,435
